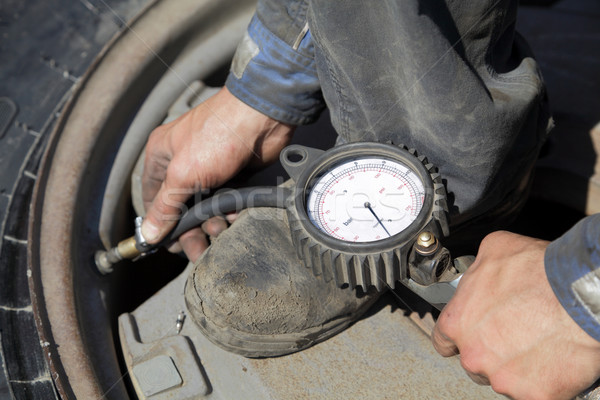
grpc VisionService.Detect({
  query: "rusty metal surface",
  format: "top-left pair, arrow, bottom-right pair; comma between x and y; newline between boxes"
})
28,0 -> 255,398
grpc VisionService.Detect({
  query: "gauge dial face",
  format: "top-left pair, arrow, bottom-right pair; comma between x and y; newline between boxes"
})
306,157 -> 425,243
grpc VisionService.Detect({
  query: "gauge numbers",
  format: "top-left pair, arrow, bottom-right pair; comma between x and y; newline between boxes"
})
306,157 -> 425,243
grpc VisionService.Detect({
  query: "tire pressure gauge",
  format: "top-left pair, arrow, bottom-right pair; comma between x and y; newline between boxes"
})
97,141 -> 462,306
281,142 -> 450,292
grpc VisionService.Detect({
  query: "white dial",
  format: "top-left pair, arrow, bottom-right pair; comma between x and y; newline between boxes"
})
306,157 -> 425,243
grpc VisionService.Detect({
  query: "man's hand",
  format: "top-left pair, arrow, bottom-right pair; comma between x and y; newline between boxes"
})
432,231 -> 600,400
141,87 -> 294,262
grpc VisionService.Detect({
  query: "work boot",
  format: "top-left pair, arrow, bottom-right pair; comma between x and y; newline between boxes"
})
184,207 -> 381,358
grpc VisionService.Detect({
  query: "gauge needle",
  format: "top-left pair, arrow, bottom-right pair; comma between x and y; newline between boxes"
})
364,202 -> 391,237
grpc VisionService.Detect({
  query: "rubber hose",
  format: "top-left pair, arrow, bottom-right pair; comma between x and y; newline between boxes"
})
160,186 -> 292,246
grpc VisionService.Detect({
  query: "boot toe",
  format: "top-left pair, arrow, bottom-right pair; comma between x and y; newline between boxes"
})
185,208 -> 380,357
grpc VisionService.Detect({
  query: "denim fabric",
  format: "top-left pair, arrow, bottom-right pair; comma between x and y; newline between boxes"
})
546,214 -> 600,341
254,0 -> 310,47
225,15 -> 324,125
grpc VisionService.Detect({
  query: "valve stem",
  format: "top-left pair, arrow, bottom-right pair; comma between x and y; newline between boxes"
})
94,216 -> 153,274
95,237 -> 140,274
176,311 -> 186,334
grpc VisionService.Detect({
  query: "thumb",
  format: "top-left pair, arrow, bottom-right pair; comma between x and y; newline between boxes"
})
141,170 -> 196,244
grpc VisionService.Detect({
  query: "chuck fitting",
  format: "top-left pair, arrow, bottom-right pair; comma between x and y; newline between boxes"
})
408,231 -> 452,286
95,237 -> 140,274
94,217 -> 154,274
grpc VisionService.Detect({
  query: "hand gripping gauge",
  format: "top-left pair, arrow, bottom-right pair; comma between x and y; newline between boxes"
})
280,142 -> 450,292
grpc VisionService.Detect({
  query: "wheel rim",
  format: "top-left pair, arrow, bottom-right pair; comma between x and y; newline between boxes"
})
28,1 -> 254,397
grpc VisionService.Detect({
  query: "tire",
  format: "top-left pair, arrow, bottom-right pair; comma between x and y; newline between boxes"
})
0,1 -> 152,398
10,0 -> 255,398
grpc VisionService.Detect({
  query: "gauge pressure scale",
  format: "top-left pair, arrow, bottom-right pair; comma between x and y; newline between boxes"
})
281,142 -> 449,291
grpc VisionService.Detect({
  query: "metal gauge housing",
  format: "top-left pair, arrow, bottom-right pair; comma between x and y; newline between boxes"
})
281,142 -> 449,291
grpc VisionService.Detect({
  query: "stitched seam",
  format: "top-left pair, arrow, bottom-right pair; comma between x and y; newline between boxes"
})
292,22 -> 310,51
572,283 -> 600,327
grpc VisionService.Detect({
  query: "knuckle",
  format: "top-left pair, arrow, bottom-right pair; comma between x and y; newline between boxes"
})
159,193 -> 187,219
480,230 -> 518,249
437,307 -> 459,338
488,375 -> 527,400
148,201 -> 171,223
488,375 -> 509,397
480,231 -> 506,248
431,326 -> 456,357
165,162 -> 189,188
476,231 -> 515,261
148,192 -> 186,223
143,157 -> 166,182
459,350 -> 485,376
146,127 -> 164,149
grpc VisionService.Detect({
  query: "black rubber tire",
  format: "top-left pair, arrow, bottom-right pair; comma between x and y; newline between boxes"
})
0,1 -> 150,398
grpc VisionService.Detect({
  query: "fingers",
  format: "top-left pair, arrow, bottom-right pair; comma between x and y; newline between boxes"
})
178,227 -> 209,263
142,175 -> 195,243
141,125 -> 172,211
431,318 -> 459,357
201,216 -> 229,237
225,212 -> 238,224
141,130 -> 197,243
174,217 -> 231,262
431,249 -> 495,388
434,312 -> 496,388
464,370 -> 491,386
141,125 -> 188,243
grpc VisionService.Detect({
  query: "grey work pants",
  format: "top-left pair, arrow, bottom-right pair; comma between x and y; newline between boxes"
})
306,0 -> 552,228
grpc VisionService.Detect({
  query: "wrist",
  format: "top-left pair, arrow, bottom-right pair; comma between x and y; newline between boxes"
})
215,87 -> 295,164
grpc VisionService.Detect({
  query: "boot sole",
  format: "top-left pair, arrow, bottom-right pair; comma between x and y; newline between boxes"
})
185,278 -> 381,358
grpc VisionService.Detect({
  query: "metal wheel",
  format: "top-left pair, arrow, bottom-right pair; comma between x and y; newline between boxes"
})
28,1 -> 255,397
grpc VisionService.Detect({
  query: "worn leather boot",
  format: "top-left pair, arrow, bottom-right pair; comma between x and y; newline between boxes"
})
184,207 -> 381,358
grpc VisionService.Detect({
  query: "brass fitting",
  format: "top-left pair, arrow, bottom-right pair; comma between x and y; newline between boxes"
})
414,231 -> 439,255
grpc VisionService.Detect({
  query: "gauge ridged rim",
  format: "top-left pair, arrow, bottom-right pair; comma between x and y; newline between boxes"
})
286,143 -> 448,291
